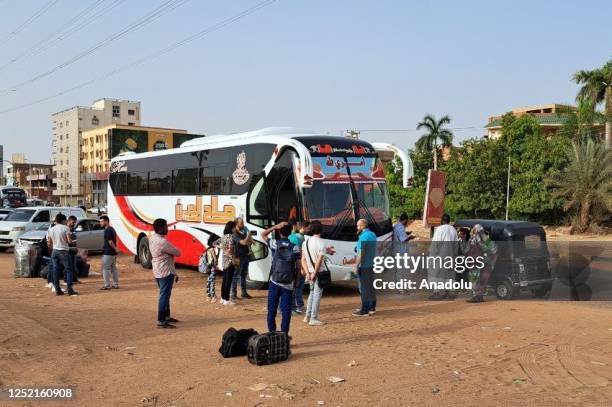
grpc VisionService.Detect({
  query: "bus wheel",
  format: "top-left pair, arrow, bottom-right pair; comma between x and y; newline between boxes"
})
138,237 -> 153,269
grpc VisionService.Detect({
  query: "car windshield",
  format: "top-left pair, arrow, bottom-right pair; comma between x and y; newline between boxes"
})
4,209 -> 35,222
302,155 -> 391,240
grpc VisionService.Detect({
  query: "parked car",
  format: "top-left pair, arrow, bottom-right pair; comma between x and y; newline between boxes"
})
16,218 -> 105,253
0,208 -> 13,221
0,207 -> 86,251
454,219 -> 553,300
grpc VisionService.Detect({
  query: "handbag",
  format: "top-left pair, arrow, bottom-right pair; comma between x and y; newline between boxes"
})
305,240 -> 332,289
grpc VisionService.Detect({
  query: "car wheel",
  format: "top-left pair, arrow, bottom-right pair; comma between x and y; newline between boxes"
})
138,237 -> 152,269
532,283 -> 552,299
495,281 -> 515,300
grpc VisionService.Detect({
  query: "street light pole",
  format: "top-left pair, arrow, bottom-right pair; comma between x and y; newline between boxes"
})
505,155 -> 511,221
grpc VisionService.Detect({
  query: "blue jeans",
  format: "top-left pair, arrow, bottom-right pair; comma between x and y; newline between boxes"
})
156,275 -> 175,323
293,275 -> 305,310
358,266 -> 376,313
231,256 -> 249,298
267,282 -> 293,333
52,250 -> 73,293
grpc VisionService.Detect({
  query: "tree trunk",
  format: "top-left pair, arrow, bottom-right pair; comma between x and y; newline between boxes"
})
605,85 -> 612,148
433,139 -> 438,171
579,200 -> 591,232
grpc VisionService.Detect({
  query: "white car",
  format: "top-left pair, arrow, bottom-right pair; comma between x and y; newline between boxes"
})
0,206 -> 86,251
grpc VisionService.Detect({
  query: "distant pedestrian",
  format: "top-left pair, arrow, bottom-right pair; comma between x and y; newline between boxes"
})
215,221 -> 237,306
150,218 -> 181,328
428,213 -> 458,300
47,213 -> 78,296
393,213 -> 413,294
45,219 -> 57,290
288,221 -> 309,314
262,222 -> 300,334
67,215 -> 79,283
99,215 -> 119,290
346,219 -> 377,316
230,217 -> 253,300
301,220 -> 333,326
467,224 -> 497,303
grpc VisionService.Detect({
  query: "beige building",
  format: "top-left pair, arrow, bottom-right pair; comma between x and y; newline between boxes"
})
485,103 -> 579,139
81,124 -> 188,207
51,98 -> 141,205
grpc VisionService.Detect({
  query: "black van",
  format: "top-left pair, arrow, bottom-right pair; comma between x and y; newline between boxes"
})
454,220 -> 553,300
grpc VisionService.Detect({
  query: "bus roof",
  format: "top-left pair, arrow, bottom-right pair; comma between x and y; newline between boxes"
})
111,127 -> 377,162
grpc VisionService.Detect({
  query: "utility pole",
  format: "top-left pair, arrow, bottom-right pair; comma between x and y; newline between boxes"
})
505,155 -> 510,221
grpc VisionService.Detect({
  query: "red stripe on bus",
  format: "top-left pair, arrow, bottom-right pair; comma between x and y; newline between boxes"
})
115,196 -> 154,231
166,229 -> 205,267
116,234 -> 132,255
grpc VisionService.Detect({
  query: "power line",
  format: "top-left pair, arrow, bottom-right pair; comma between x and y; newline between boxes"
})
0,0 -> 189,94
0,0 -> 277,115
0,0 -> 60,48
0,0 -> 127,72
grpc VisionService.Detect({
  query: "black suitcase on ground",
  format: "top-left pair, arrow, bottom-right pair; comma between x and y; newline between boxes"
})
247,332 -> 291,365
219,328 -> 258,358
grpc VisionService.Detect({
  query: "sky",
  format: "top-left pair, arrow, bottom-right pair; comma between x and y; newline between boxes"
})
0,0 -> 610,164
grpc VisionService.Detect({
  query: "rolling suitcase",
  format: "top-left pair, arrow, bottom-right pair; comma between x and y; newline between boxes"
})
247,332 -> 291,365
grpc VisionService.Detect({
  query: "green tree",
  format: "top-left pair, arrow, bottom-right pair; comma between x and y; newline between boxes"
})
549,139 -> 612,231
573,60 -> 612,147
558,99 -> 606,142
415,114 -> 453,170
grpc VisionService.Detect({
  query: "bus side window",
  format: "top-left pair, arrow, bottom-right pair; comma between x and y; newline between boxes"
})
110,173 -> 127,195
172,168 -> 199,194
149,170 -> 172,194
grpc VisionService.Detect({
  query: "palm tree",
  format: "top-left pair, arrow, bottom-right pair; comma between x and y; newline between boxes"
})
558,99 -> 606,142
573,60 -> 612,147
416,114 -> 453,170
550,139 -> 612,232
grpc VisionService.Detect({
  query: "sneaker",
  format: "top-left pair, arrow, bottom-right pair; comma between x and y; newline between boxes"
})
368,309 -> 377,315
45,282 -> 53,288
303,316 -> 310,323
157,323 -> 176,329
309,319 -> 325,326
55,290 -> 65,296
228,300 -> 236,306
352,310 -> 370,317
241,293 -> 253,299
68,290 -> 79,296
112,285 -> 120,289
165,317 -> 179,323
51,286 -> 56,293
291,310 -> 302,316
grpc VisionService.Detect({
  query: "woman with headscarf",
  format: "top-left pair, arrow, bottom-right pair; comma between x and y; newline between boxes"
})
466,224 -> 497,303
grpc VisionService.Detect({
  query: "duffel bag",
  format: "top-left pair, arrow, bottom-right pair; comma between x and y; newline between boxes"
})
247,332 -> 290,365
219,327 -> 258,358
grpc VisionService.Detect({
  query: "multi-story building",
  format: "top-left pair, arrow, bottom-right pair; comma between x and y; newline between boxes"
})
6,162 -> 56,203
52,98 -> 141,205
81,124 -> 200,207
484,103 -> 604,139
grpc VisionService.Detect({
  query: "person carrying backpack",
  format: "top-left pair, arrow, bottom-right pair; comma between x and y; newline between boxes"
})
262,222 -> 300,334
200,234 -> 220,303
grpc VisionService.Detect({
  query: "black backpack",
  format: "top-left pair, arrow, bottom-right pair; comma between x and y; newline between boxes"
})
219,327 -> 259,358
270,241 -> 296,284
247,332 -> 291,365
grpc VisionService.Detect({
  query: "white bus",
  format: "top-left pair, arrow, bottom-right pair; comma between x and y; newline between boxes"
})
107,127 -> 413,285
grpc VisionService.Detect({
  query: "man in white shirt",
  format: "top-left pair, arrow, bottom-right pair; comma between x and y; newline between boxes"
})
428,213 -> 458,300
47,213 -> 77,296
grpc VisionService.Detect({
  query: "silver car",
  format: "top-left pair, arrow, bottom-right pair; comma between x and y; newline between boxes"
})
17,218 -> 106,253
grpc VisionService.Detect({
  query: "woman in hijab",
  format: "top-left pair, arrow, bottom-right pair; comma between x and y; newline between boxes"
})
467,224 -> 497,303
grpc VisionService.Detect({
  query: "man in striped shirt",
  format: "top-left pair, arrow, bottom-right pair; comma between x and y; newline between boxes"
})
150,218 -> 181,329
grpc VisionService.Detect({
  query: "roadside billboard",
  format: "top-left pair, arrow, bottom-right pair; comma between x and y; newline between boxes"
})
422,169 -> 446,227
108,128 -> 203,158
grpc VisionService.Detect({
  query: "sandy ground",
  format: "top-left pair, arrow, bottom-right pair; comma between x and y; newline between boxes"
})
1,252 -> 612,407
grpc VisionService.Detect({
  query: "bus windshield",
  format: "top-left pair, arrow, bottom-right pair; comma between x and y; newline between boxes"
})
302,155 -> 392,240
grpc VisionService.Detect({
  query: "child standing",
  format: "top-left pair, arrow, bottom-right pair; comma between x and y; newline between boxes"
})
203,234 -> 220,303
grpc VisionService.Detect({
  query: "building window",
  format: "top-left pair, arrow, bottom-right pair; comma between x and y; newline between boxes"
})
60,148 -> 63,153
65,120 -> 69,127
112,105 -> 120,118
60,135 -> 63,140
128,122 -> 135,126
92,116 -> 99,126
59,122 -> 63,128
66,134 -> 69,139
128,109 -> 135,116
65,147 -> 69,153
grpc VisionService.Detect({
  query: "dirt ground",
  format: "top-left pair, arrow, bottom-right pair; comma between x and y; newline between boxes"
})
1,252 -> 612,407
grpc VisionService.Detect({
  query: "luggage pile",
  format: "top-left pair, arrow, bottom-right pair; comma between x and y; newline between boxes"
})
219,327 -> 291,365
14,241 -> 42,278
